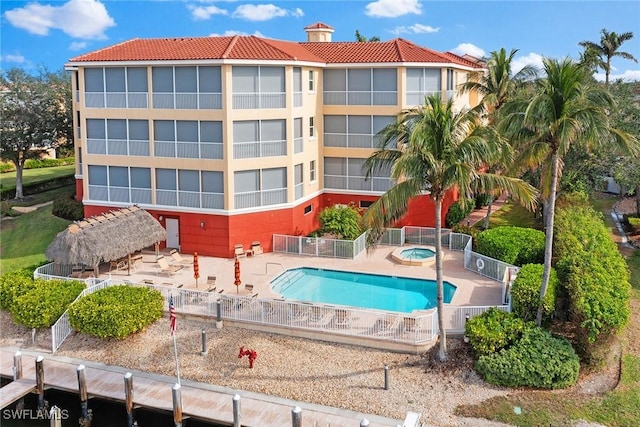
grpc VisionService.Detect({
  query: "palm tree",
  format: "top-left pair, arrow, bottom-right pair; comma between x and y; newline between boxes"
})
459,48 -> 537,229
579,29 -> 638,85
501,58 -> 639,327
363,95 -> 537,361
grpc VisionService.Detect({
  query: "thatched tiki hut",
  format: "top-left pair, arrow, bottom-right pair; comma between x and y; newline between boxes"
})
46,206 -> 166,276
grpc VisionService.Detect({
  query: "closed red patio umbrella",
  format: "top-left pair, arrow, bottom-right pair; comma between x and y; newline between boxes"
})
234,256 -> 241,293
193,252 -> 200,288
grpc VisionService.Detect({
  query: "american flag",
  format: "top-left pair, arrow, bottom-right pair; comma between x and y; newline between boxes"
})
169,295 -> 177,336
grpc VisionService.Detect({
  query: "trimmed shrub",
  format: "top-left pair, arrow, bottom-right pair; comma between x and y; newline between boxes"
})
0,269 -> 39,310
511,264 -> 557,323
68,286 -> 163,339
450,223 -> 479,250
52,193 -> 84,220
465,308 -> 528,357
10,280 -> 85,328
476,226 -> 544,266
317,203 -> 363,240
475,193 -> 492,209
624,214 -> 640,229
475,327 -> 580,389
554,206 -> 631,360
445,199 -> 475,228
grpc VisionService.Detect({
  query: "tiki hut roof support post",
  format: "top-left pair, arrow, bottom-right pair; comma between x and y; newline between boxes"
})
46,206 -> 167,273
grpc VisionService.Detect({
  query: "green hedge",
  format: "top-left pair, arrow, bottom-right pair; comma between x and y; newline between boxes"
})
0,269 -> 38,309
475,327 -> 580,389
554,206 -> 631,358
511,264 -> 557,323
52,193 -> 84,220
10,280 -> 85,328
476,226 -> 545,266
445,199 -> 475,228
68,286 -> 164,339
317,203 -> 363,240
0,158 -> 75,173
465,308 -> 528,357
1,175 -> 75,200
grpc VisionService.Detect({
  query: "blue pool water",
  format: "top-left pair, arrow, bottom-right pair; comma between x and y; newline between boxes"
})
400,248 -> 435,259
271,267 -> 456,313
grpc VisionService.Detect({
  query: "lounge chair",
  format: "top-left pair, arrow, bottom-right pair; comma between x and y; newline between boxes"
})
244,283 -> 253,293
233,244 -> 246,258
157,255 -> 183,277
206,275 -> 217,291
170,249 -> 193,266
333,309 -> 351,328
250,241 -> 263,256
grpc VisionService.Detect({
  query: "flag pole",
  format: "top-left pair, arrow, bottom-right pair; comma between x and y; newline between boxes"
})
169,294 -> 181,385
173,332 -> 181,385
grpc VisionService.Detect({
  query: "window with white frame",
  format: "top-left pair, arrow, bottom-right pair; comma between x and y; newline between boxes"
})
86,118 -> 150,156
446,69 -> 455,99
232,66 -> 285,109
309,116 -> 315,138
293,117 -> 303,154
233,119 -> 286,159
294,164 -> 303,200
324,157 -> 394,192
234,167 -> 287,209
87,165 -> 151,204
153,120 -> 223,159
406,68 -> 442,106
84,67 -> 148,108
310,160 -> 316,182
293,67 -> 302,107
308,70 -> 315,92
151,66 -> 222,109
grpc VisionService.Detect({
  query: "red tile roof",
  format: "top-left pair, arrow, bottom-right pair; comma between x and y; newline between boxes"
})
68,35 -> 483,69
304,22 -> 334,30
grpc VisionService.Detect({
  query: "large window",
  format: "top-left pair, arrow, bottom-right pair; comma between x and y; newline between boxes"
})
293,117 -> 303,154
293,67 -> 302,107
406,68 -> 442,105
324,115 -> 395,148
155,169 -> 223,209
294,164 -> 303,200
87,165 -> 151,204
154,120 -> 223,159
84,67 -> 148,108
151,66 -> 222,109
324,157 -> 393,192
323,68 -> 397,105
234,167 -> 287,208
232,66 -> 286,109
233,119 -> 286,159
86,119 -> 149,156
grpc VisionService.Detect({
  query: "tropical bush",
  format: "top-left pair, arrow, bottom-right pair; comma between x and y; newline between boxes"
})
10,280 -> 85,328
317,203 -> 363,240
0,158 -> 75,173
465,308 -> 528,357
450,223 -> 479,250
52,193 -> 84,220
511,264 -> 557,323
475,193 -> 492,209
475,327 -> 580,389
68,286 -> 163,339
445,198 -> 475,228
0,269 -> 38,309
554,206 -> 631,360
476,226 -> 545,266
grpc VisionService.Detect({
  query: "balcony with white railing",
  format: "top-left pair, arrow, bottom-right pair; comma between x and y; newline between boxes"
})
324,133 -> 373,148
232,92 -> 286,109
152,92 -> 222,109
233,140 -> 286,159
294,137 -> 303,154
323,91 -> 397,106
406,90 -> 442,106
85,92 -> 148,109
293,92 -> 302,107
234,188 -> 287,209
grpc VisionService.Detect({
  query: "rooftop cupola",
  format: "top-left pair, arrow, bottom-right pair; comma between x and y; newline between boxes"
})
304,22 -> 334,42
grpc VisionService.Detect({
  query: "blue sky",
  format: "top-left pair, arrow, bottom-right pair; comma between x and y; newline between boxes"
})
1,0 -> 639,81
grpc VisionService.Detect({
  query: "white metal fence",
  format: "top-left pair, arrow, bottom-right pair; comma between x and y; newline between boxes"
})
273,232 -> 367,259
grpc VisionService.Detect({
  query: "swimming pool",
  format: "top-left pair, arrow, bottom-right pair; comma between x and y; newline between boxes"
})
271,267 -> 457,313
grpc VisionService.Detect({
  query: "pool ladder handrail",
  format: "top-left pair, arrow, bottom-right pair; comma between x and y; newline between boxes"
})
265,262 -> 293,292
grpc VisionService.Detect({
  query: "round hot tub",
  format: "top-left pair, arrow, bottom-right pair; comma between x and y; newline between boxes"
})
391,246 -> 437,266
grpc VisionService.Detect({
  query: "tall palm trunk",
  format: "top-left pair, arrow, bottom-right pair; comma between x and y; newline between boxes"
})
482,196 -> 494,230
635,184 -> 640,215
435,197 -> 447,361
536,150 -> 560,326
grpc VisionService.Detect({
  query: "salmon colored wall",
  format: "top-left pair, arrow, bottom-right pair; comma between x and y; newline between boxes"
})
75,178 -> 83,201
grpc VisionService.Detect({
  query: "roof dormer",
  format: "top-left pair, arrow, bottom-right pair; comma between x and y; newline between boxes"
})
304,22 -> 334,42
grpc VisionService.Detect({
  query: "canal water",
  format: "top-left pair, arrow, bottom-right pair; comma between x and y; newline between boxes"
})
1,385 -> 223,427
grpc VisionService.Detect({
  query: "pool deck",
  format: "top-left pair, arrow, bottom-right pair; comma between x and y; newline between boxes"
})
98,245 -> 503,308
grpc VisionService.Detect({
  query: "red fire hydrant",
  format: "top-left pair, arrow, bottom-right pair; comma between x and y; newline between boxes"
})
238,346 -> 258,368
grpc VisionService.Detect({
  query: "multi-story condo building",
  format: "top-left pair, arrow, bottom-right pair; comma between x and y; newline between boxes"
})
65,22 -> 484,258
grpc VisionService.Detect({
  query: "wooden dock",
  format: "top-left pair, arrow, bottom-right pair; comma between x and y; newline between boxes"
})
1,348 -> 399,426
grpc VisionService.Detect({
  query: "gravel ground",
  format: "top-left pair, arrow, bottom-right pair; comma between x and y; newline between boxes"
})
0,310 -> 511,427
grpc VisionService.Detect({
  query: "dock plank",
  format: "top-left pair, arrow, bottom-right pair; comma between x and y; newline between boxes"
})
0,348 -> 398,426
0,378 -> 35,409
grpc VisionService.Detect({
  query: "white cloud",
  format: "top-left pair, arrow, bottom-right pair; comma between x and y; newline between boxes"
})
1,54 -> 26,64
596,69 -> 640,82
511,52 -> 544,74
391,23 -> 439,36
232,4 -> 303,22
188,4 -> 228,21
69,41 -> 88,51
209,30 -> 266,38
4,0 -> 115,39
365,0 -> 422,18
451,43 -> 485,59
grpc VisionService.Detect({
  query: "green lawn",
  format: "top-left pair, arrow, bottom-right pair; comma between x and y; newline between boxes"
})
0,204 -> 71,273
0,164 -> 75,192
485,200 -> 543,230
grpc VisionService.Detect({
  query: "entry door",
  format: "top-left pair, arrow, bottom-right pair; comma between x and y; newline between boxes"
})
165,218 -> 180,249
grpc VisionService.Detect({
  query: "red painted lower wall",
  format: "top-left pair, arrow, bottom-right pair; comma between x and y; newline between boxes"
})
82,190 -> 459,258
75,178 -> 83,201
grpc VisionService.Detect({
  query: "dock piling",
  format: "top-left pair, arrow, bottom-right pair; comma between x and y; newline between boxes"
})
360,419 -> 370,426
216,300 -> 223,329
77,364 -> 90,424
200,329 -> 208,356
291,406 -> 302,427
384,364 -> 389,390
35,356 -> 44,410
232,393 -> 241,427
49,405 -> 62,427
172,383 -> 183,427
13,351 -> 22,380
124,372 -> 135,427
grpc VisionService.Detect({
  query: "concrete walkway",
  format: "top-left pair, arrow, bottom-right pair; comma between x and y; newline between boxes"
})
461,194 -> 508,228
11,201 -> 53,214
